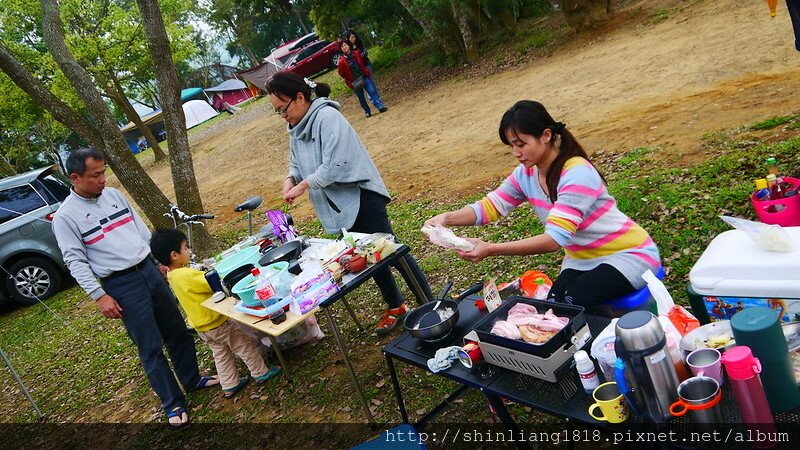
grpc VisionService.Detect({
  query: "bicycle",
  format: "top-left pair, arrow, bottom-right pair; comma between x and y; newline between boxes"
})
164,204 -> 215,264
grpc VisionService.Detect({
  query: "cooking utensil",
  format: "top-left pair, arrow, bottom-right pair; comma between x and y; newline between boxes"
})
404,281 -> 476,341
258,240 -> 302,267
417,281 -> 454,328
222,263 -> 255,298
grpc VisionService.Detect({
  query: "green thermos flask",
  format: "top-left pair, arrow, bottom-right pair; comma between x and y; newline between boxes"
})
730,306 -> 800,413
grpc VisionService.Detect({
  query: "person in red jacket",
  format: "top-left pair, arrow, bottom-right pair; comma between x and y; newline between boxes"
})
337,40 -> 386,117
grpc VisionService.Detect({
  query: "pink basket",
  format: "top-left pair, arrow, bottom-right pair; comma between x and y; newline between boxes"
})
750,176 -> 800,226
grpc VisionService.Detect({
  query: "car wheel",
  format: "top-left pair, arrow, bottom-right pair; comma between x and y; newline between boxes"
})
5,257 -> 63,305
330,53 -> 342,69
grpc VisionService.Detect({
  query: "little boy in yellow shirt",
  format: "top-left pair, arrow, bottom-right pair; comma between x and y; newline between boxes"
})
151,229 -> 280,398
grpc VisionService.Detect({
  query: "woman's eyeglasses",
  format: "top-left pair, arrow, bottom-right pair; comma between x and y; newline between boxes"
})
273,98 -> 294,116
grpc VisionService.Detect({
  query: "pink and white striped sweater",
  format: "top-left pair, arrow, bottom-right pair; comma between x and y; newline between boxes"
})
469,156 -> 660,289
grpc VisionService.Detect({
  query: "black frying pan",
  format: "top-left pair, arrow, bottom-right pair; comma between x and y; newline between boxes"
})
258,240 -> 302,267
403,281 -> 483,341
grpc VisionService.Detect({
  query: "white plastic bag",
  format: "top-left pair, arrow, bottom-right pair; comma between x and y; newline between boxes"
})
642,269 -> 699,336
720,215 -> 794,253
259,316 -> 325,350
421,224 -> 475,251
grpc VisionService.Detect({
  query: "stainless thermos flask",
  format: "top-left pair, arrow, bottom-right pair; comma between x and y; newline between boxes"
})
614,311 -> 680,423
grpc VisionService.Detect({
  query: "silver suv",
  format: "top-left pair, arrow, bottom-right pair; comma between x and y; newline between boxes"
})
0,165 -> 70,305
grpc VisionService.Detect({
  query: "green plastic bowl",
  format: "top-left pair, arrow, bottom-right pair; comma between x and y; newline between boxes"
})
215,246 -> 260,279
232,261 -> 291,307
232,274 -> 260,307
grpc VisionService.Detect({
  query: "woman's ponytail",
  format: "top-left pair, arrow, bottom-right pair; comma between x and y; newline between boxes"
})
266,71 -> 331,100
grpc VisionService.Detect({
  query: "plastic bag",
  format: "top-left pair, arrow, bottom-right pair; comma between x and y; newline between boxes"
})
720,215 -> 794,253
642,269 -> 699,336
259,316 -> 325,350
518,270 -> 553,300
420,224 -> 475,251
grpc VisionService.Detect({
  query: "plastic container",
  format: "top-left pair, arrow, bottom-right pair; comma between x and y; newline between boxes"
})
667,336 -> 691,382
750,176 -> 800,226
721,346 -> 777,448
574,350 -> 600,394
215,246 -> 261,278
519,270 -> 552,299
232,273 -> 261,307
591,335 -> 618,382
686,228 -> 800,325
235,263 -> 292,307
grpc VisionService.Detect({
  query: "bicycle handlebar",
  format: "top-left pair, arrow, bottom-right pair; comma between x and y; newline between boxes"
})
169,205 -> 214,223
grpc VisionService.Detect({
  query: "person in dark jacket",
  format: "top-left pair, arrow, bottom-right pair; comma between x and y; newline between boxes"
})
342,29 -> 374,73
337,40 -> 386,117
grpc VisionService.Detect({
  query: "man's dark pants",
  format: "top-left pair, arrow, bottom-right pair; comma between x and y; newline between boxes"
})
101,259 -> 200,412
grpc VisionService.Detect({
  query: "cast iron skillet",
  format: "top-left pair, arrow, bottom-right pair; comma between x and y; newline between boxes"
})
403,281 -> 483,341
258,240 -> 302,267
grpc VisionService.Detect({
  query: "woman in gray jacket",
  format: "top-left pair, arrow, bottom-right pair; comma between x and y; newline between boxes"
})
266,71 -> 432,335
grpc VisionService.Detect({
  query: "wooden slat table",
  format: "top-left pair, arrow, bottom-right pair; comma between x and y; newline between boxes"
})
201,295 -> 319,373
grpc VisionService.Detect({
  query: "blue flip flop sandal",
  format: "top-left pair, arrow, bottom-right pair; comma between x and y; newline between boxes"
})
193,375 -> 220,391
166,407 -> 190,429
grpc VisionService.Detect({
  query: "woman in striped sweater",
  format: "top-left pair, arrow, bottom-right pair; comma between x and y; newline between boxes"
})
425,101 -> 660,316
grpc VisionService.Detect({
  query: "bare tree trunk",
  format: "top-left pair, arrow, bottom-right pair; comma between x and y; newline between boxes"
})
398,0 -> 461,56
136,0 -> 213,255
0,44 -> 103,150
108,72 -> 167,161
223,16 -> 259,67
561,0 -> 616,32
451,0 -> 478,63
293,7 -> 309,34
40,0 -> 173,230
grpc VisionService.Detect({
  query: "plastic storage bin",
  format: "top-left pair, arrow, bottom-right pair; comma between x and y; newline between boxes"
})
750,176 -> 800,227
215,246 -> 261,278
686,228 -> 800,325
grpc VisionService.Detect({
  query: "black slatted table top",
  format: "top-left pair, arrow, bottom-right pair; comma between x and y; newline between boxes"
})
384,296 -> 505,388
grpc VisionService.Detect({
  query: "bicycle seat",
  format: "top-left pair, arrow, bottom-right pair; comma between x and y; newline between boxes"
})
234,196 -> 263,212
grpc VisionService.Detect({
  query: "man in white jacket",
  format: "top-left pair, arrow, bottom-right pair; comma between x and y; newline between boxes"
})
52,148 -> 217,428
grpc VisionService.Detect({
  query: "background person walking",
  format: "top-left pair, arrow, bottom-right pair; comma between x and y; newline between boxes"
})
337,40 -> 386,117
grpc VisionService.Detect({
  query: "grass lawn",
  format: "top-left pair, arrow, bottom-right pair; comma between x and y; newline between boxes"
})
1,114 -> 799,447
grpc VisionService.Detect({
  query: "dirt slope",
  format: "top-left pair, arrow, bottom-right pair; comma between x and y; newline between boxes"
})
131,0 -> 799,226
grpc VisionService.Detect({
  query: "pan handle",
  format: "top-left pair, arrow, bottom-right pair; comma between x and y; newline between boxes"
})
454,281 -> 483,301
438,280 -> 454,301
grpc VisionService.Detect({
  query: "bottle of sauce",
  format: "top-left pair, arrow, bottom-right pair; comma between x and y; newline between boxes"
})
667,336 -> 690,382
574,350 -> 600,394
766,174 -> 784,200
766,157 -> 779,177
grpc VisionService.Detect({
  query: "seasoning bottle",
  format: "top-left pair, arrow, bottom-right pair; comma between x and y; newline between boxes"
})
574,350 -> 600,394
766,174 -> 784,200
766,157 -> 779,177
666,336 -> 690,382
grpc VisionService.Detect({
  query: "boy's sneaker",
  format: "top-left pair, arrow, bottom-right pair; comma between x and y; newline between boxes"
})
222,377 -> 249,399
364,111 -> 372,118
378,107 -> 388,113
375,303 -> 408,336
254,366 -> 282,383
